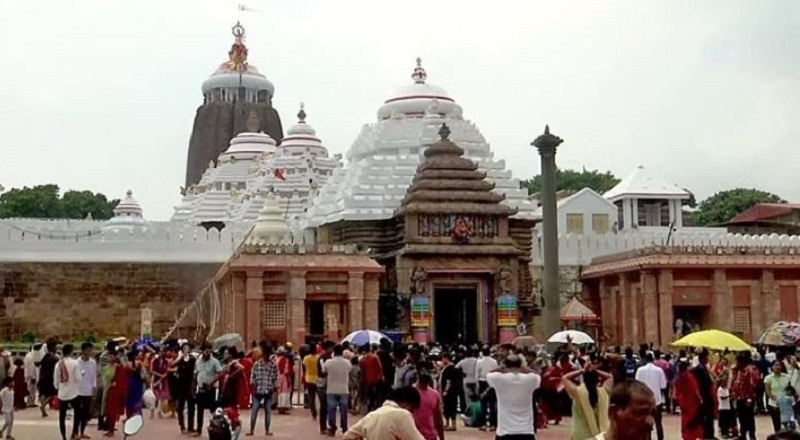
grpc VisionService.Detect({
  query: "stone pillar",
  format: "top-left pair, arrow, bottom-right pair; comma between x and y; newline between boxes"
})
232,274 -> 246,337
618,274 -> 631,345
641,271 -> 659,346
673,200 -> 684,228
760,269 -> 778,333
599,279 -> 613,342
532,126 -> 564,338
712,269 -> 732,331
658,269 -> 674,346
244,270 -> 264,345
364,276 -> 380,331
749,281 -> 762,339
348,272 -> 365,332
287,271 -> 307,345
631,198 -> 639,226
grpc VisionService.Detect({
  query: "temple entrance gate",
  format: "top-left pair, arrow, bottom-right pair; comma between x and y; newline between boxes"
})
433,285 -> 479,345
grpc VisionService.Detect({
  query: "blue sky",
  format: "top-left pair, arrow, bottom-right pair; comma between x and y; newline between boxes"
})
1,0 -> 798,219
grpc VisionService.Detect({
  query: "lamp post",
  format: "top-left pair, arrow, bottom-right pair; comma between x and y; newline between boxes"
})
532,125 -> 563,338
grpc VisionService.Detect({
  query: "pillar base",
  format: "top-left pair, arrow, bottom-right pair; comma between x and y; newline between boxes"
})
412,328 -> 429,344
498,327 -> 516,344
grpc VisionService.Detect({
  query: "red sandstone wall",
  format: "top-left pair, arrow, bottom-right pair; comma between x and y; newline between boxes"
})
0,262 -> 219,341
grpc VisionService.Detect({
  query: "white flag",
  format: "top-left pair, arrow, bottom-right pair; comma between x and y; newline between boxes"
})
238,3 -> 258,12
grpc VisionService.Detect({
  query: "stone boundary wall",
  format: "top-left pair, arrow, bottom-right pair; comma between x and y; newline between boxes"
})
532,231 -> 800,266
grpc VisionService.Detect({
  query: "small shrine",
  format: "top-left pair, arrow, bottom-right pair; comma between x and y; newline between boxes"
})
214,191 -> 383,344
560,297 -> 601,342
390,124 -> 535,344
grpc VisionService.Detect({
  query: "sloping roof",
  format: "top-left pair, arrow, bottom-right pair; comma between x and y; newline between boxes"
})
726,203 -> 800,225
560,298 -> 599,321
603,165 -> 690,202
558,187 -> 617,209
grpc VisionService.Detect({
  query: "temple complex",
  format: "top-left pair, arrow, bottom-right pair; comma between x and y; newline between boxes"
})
185,22 -> 284,187
4,20 -> 800,345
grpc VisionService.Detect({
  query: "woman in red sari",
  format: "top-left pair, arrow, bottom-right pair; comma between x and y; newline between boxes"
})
238,350 -> 253,409
220,347 -> 248,409
541,359 -> 567,425
673,361 -> 704,440
102,351 -> 129,437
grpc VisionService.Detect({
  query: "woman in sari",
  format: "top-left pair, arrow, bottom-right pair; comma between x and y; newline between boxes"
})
275,348 -> 293,414
238,351 -> 253,410
563,361 -> 613,440
102,351 -> 128,437
220,346 -> 246,408
674,360 -> 705,440
149,348 -> 172,419
125,351 -> 146,417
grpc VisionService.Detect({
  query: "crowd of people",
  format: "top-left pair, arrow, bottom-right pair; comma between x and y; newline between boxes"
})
7,334 -> 800,440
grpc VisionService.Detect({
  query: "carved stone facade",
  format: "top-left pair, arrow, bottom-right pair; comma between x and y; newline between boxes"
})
215,248 -> 383,345
582,245 -> 800,347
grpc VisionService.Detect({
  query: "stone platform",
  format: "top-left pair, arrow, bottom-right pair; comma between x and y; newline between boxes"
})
10,407 -> 776,439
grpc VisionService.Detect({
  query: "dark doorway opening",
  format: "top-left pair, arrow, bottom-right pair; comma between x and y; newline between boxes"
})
307,302 -> 325,336
433,286 -> 478,345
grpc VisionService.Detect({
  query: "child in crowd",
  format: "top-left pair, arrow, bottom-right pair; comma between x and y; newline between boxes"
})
779,385 -> 798,432
717,379 -> 734,438
0,377 -> 15,440
348,357 -> 361,415
459,393 -> 483,428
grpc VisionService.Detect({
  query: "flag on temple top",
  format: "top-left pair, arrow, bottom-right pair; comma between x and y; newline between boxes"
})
274,169 -> 286,181
238,4 -> 258,12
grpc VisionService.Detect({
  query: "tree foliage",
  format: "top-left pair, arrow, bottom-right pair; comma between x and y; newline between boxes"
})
0,184 -> 119,220
521,167 -> 620,195
693,188 -> 785,226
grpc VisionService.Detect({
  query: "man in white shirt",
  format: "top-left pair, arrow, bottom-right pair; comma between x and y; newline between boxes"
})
634,353 -> 666,440
486,355 -> 541,440
323,345 -> 352,435
23,343 -> 42,407
54,344 -> 83,440
76,342 -> 97,439
476,349 -> 499,429
456,349 -> 478,405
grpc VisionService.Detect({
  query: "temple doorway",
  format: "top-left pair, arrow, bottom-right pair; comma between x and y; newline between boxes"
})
433,285 -> 478,345
307,302 -> 325,337
673,306 -> 710,339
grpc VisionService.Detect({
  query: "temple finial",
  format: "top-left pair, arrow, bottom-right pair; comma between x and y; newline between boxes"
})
297,102 -> 306,123
544,125 -> 550,134
411,57 -> 427,84
232,21 -> 245,40
438,123 -> 451,140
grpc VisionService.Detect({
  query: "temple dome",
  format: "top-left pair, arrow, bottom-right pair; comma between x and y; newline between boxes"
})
201,22 -> 275,102
245,191 -> 292,246
221,131 -> 277,158
376,58 -> 462,120
279,103 -> 326,153
103,190 -> 147,231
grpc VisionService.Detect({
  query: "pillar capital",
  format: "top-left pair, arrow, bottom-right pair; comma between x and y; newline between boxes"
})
531,125 -> 563,156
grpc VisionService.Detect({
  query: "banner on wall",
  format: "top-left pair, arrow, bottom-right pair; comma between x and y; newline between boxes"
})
497,295 -> 518,327
410,296 -> 430,327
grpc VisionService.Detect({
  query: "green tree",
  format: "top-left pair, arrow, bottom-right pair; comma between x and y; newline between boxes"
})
521,167 -> 620,195
694,188 -> 785,226
0,185 -> 119,220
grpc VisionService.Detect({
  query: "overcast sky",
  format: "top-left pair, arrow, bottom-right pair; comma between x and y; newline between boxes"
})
1,0 -> 798,220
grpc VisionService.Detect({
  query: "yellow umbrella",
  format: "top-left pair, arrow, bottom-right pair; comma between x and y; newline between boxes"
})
671,329 -> 752,352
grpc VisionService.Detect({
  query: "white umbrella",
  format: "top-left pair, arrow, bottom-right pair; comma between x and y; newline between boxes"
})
547,330 -> 595,345
342,330 -> 389,347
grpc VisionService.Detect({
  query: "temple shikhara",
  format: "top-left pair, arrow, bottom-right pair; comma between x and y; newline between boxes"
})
2,21 -> 800,346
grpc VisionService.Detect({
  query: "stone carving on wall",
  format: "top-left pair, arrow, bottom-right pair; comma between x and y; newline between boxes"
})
497,266 -> 513,294
410,267 -> 427,295
418,215 -> 497,239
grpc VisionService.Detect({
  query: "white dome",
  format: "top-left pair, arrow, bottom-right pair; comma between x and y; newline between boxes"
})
376,58 -> 462,120
279,104 -> 326,152
201,71 -> 275,97
222,132 -> 277,156
103,190 -> 147,231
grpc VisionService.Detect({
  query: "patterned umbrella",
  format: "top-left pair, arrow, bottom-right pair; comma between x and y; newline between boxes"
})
342,330 -> 389,347
757,321 -> 800,346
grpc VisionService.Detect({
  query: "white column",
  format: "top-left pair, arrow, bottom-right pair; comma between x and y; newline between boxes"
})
622,199 -> 632,230
668,199 -> 676,227
674,199 -> 684,228
632,198 -> 639,227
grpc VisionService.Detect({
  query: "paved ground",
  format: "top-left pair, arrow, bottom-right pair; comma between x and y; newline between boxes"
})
12,407 -> 778,440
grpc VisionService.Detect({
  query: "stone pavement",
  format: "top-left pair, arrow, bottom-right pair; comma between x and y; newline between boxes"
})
12,408 -> 777,440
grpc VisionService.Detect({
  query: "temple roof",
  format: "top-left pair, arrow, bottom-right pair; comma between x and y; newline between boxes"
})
201,22 -> 274,97
604,165 -> 691,202
376,58 -> 462,120
561,297 -> 599,321
398,124 -> 517,216
305,60 -> 536,226
103,190 -> 147,232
